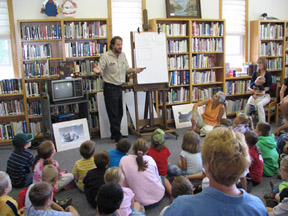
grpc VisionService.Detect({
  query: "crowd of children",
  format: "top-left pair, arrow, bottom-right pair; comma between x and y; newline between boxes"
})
1,111 -> 288,215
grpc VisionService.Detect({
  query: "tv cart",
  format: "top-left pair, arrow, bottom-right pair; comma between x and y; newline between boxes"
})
40,93 -> 90,142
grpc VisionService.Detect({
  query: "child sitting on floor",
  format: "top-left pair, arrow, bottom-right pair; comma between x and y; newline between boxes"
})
72,140 -> 96,192
0,171 -> 25,216
233,113 -> 254,133
33,141 -> 74,191
108,138 -> 131,168
168,131 -> 202,177
255,122 -> 279,176
104,167 -> 144,215
83,151 -> 110,208
6,133 -> 34,188
25,182 -> 78,216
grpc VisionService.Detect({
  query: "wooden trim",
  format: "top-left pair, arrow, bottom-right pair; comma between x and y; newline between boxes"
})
7,0 -> 19,78
219,0 -> 223,19
244,0 -> 249,62
107,0 -> 112,46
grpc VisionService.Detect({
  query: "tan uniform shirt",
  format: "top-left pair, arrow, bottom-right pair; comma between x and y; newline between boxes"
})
98,50 -> 129,85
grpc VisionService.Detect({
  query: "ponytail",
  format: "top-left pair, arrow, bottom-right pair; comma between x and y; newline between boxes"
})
33,141 -> 55,169
247,116 -> 254,131
134,138 -> 149,172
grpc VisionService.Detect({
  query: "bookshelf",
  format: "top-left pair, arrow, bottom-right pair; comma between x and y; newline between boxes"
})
149,18 -> 225,122
0,18 -> 110,145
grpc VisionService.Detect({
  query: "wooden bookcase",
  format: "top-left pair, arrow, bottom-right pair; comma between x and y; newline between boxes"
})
0,18 -> 109,145
149,18 -> 225,123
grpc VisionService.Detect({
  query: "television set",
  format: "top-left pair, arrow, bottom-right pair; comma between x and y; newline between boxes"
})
49,78 -> 84,102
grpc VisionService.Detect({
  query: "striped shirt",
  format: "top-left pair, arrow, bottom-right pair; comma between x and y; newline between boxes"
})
72,157 -> 96,191
6,149 -> 34,187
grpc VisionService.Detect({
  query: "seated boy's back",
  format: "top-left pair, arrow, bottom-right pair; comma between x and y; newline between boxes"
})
108,138 -> 130,168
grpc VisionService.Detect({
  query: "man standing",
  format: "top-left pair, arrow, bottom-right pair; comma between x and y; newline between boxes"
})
92,36 -> 144,142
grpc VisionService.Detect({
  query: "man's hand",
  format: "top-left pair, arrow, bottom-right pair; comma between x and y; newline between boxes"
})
92,63 -> 101,75
134,68 -> 145,73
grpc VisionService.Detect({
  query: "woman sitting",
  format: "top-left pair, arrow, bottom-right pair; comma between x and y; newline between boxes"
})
191,91 -> 226,136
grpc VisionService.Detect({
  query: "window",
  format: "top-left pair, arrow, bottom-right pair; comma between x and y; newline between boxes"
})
220,0 -> 247,68
111,0 -> 143,66
0,0 -> 14,79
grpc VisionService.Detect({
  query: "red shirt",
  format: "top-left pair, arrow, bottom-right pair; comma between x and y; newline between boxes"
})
147,147 -> 170,176
249,145 -> 264,183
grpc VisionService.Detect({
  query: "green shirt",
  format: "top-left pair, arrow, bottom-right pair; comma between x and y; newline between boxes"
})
98,50 -> 129,85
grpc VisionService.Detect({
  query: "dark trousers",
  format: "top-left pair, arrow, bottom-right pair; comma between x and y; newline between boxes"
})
104,82 -> 123,141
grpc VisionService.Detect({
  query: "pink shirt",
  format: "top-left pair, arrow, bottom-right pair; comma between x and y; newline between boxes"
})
119,155 -> 165,206
116,187 -> 134,216
33,158 -> 63,183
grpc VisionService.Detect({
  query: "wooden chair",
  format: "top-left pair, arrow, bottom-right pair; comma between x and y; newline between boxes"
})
266,83 -> 280,124
275,83 -> 282,126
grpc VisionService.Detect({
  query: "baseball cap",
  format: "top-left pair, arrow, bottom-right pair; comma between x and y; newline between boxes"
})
12,133 -> 34,147
152,129 -> 165,145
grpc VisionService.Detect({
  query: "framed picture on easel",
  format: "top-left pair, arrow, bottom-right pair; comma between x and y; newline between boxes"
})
166,0 -> 201,18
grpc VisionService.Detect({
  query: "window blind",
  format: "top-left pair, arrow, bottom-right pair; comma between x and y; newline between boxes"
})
0,0 -> 9,39
222,0 -> 245,35
112,0 -> 142,65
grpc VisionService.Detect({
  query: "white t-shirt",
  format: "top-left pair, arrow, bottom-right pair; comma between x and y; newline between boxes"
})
180,151 -> 202,175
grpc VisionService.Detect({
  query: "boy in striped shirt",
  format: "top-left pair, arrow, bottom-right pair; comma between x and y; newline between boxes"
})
72,140 -> 96,192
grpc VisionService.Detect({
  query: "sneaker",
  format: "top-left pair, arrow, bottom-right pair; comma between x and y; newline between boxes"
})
56,197 -> 72,209
282,118 -> 288,125
63,181 -> 76,191
265,199 -> 278,208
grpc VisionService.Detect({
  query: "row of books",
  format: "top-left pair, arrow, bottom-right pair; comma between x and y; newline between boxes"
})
21,24 -> 62,40
22,44 -> 52,60
65,41 -> 107,58
260,42 -> 282,56
260,24 -> 284,39
64,21 -> 107,39
50,104 -> 79,115
28,102 -> 42,116
159,107 -> 173,122
267,58 -> 283,70
225,80 -> 251,95
29,121 -> 43,137
24,62 -> 59,78
192,87 -> 222,101
158,87 -> 190,104
0,100 -> 25,116
90,115 -> 99,129
0,121 -> 27,140
89,95 -> 98,111
25,82 -> 48,97
0,79 -> 22,94
192,70 -> 216,84
167,40 -> 188,53
271,76 -> 281,83
286,67 -> 288,77
74,59 -> 98,75
169,71 -> 189,86
157,23 -> 187,37
191,38 -> 223,52
192,22 -> 224,37
286,54 -> 288,64
286,39 -> 288,49
84,78 -> 103,92
168,55 -> 189,70
191,54 -> 216,68
225,99 -> 248,114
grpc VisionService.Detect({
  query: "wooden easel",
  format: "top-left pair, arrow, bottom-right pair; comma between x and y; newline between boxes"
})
128,31 -> 178,138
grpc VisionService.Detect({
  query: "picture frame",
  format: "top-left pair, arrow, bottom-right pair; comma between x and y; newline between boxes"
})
52,118 -> 90,152
166,0 -> 201,18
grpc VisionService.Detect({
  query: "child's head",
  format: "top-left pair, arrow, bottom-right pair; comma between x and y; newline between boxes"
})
94,151 -> 110,169
280,187 -> 288,202
80,140 -> 95,159
0,171 -> 11,196
280,156 -> 288,180
133,138 -> 149,172
255,76 -> 265,86
116,138 -> 131,154
104,167 -> 124,185
29,182 -> 53,208
171,176 -> 193,199
34,141 -> 55,168
255,122 -> 271,136
244,131 -> 258,147
12,133 -> 34,151
214,118 -> 232,129
233,113 -> 253,130
182,131 -> 201,154
42,165 -> 59,186
151,128 -> 166,151
97,182 -> 123,215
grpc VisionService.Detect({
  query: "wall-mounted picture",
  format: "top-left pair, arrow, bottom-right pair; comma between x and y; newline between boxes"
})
166,0 -> 201,18
52,118 -> 90,152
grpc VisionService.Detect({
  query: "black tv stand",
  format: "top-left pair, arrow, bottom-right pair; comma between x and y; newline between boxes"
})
40,93 -> 90,142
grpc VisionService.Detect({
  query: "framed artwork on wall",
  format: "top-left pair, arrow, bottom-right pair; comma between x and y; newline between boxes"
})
166,0 -> 201,18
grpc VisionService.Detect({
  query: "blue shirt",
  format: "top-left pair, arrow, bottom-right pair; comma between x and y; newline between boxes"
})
25,205 -> 72,216
108,148 -> 128,168
164,187 -> 268,216
6,149 -> 34,187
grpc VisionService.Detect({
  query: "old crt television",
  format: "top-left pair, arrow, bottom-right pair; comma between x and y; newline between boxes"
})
49,78 -> 84,102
